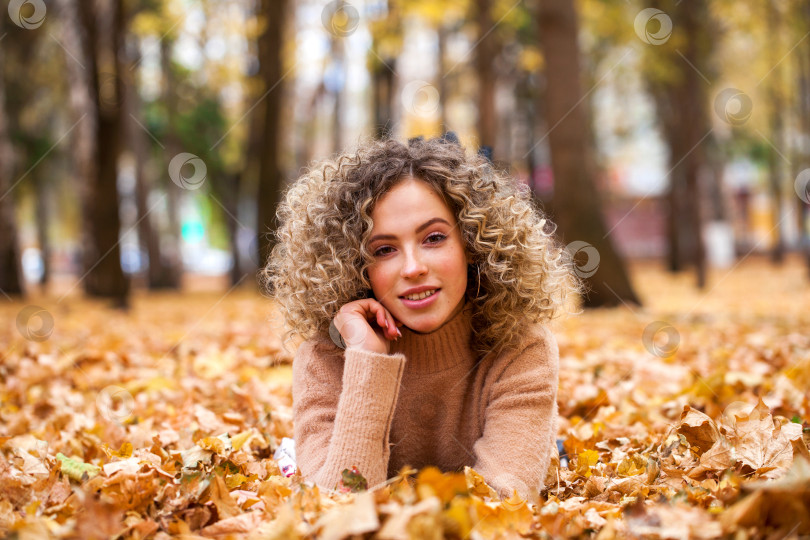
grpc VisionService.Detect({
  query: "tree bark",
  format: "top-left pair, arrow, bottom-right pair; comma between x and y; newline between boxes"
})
681,2 -> 708,287
372,59 -> 395,139
223,171 -> 244,286
123,32 -> 167,290
475,0 -> 497,154
330,35 -> 345,154
156,38 -> 184,289
367,0 -> 400,140
644,0 -> 713,287
536,0 -> 640,307
58,0 -> 129,305
256,0 -> 289,284
799,0 -> 810,276
32,170 -> 50,286
766,0 -> 785,264
438,24 -> 448,133
0,17 -> 24,296
80,0 -> 130,304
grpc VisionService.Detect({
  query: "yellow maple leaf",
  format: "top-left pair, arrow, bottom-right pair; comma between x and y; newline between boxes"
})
617,454 -> 647,477
415,466 -> 468,505
101,441 -> 133,459
576,449 -> 600,478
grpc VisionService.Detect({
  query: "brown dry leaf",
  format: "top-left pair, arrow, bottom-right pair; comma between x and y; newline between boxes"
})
623,500 -> 723,539
724,398 -> 802,477
464,466 -> 497,499
720,455 -> 810,535
199,510 -> 264,537
583,475 -> 606,498
377,496 -> 442,540
1,261 -> 808,538
687,438 -> 735,479
314,490 -> 380,540
207,473 -> 240,519
675,406 -> 722,454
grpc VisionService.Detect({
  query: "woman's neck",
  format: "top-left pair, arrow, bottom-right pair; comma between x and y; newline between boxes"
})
390,299 -> 476,374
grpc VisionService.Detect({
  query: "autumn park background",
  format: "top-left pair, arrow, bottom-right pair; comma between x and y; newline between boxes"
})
1,0 -> 810,538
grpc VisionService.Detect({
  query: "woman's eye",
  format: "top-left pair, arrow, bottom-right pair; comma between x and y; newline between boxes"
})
427,233 -> 446,243
373,233 -> 446,257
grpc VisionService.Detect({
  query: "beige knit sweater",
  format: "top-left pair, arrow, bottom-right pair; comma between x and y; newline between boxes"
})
291,300 -> 560,501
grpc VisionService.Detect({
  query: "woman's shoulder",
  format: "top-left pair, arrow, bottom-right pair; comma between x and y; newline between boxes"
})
293,332 -> 345,372
295,332 -> 344,363
292,332 -> 346,389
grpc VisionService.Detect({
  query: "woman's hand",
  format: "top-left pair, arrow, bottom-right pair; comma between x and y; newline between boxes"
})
333,299 -> 403,355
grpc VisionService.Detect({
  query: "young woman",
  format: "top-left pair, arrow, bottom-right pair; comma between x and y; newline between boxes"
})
262,135 -> 582,502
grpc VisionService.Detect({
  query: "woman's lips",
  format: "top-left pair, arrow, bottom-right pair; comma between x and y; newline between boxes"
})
400,288 -> 440,308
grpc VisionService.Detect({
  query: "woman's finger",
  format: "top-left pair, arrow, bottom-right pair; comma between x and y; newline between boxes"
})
376,305 -> 386,330
379,305 -> 398,339
382,308 -> 396,339
386,312 -> 398,339
371,301 -> 395,339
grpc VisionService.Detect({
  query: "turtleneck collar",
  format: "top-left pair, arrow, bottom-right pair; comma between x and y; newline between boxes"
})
390,300 -> 476,374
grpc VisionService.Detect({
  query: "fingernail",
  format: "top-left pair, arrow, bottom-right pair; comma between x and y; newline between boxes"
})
385,319 -> 390,329
396,328 -> 402,338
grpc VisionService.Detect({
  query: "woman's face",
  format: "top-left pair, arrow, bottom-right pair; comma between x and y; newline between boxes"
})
367,177 -> 472,333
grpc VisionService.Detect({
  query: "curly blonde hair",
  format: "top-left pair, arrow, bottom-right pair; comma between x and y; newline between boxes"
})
261,135 -> 583,359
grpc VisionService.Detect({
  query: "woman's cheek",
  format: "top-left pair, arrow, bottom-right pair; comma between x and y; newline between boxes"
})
369,264 -> 395,301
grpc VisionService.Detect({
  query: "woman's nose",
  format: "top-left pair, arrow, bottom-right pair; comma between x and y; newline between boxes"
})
400,249 -> 428,277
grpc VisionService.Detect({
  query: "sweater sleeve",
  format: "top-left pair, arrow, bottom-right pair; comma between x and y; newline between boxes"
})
470,324 -> 560,502
292,337 -> 407,491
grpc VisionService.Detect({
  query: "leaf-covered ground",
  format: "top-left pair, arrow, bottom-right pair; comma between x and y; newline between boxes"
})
1,256 -> 809,539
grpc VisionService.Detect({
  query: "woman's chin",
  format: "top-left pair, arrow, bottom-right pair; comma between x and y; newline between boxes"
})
400,316 -> 442,334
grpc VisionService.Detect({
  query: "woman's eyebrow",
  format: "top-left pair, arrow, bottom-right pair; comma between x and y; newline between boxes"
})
369,217 -> 450,243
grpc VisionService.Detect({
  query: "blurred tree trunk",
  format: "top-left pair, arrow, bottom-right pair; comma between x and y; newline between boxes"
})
32,171 -> 50,286
679,1 -> 708,287
766,0 -> 785,264
82,0 -> 129,304
222,171 -> 244,286
437,24 -> 448,132
329,35 -> 345,154
371,62 -> 395,139
798,0 -> 810,276
369,0 -> 400,139
0,21 -> 24,297
296,81 -> 321,168
475,0 -> 497,155
60,0 -> 130,305
705,138 -> 727,223
529,63 -> 552,209
156,38 -> 184,289
2,20 -> 48,292
645,0 -> 713,288
256,0 -> 289,282
244,28 -> 264,273
123,33 -> 165,290
57,0 -> 94,290
536,0 -> 640,307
